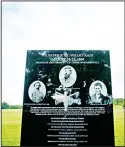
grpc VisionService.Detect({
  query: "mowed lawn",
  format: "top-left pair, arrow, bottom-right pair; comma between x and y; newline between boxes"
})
2,109 -> 22,146
114,106 -> 125,146
2,106 -> 125,146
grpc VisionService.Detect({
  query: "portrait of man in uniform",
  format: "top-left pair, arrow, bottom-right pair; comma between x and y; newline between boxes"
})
28,81 -> 46,103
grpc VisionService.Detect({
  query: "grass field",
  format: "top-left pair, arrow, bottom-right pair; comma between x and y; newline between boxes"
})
2,106 -> 125,146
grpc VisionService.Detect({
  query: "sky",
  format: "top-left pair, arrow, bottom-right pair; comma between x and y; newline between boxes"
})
2,2 -> 124,105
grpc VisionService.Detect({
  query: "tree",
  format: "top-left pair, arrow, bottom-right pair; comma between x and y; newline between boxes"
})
2,102 -> 9,109
9,105 -> 22,109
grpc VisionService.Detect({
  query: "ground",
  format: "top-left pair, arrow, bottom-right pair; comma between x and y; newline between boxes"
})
2,106 -> 125,146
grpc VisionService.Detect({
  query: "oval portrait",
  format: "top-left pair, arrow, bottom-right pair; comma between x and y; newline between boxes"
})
59,65 -> 77,87
28,80 -> 46,103
89,80 -> 107,97
89,80 -> 108,105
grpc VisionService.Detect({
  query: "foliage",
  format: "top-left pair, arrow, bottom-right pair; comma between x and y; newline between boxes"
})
2,102 -> 22,109
9,105 -> 22,109
113,98 -> 125,107
2,102 -> 9,109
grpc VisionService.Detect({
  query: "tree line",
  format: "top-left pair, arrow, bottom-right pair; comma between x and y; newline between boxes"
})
113,98 -> 125,107
2,102 -> 22,109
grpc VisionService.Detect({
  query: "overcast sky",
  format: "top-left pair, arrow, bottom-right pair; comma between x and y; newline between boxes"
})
2,2 -> 124,104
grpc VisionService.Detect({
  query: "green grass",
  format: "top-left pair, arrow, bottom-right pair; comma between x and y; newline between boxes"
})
2,109 -> 22,146
2,106 -> 125,146
114,106 -> 125,146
